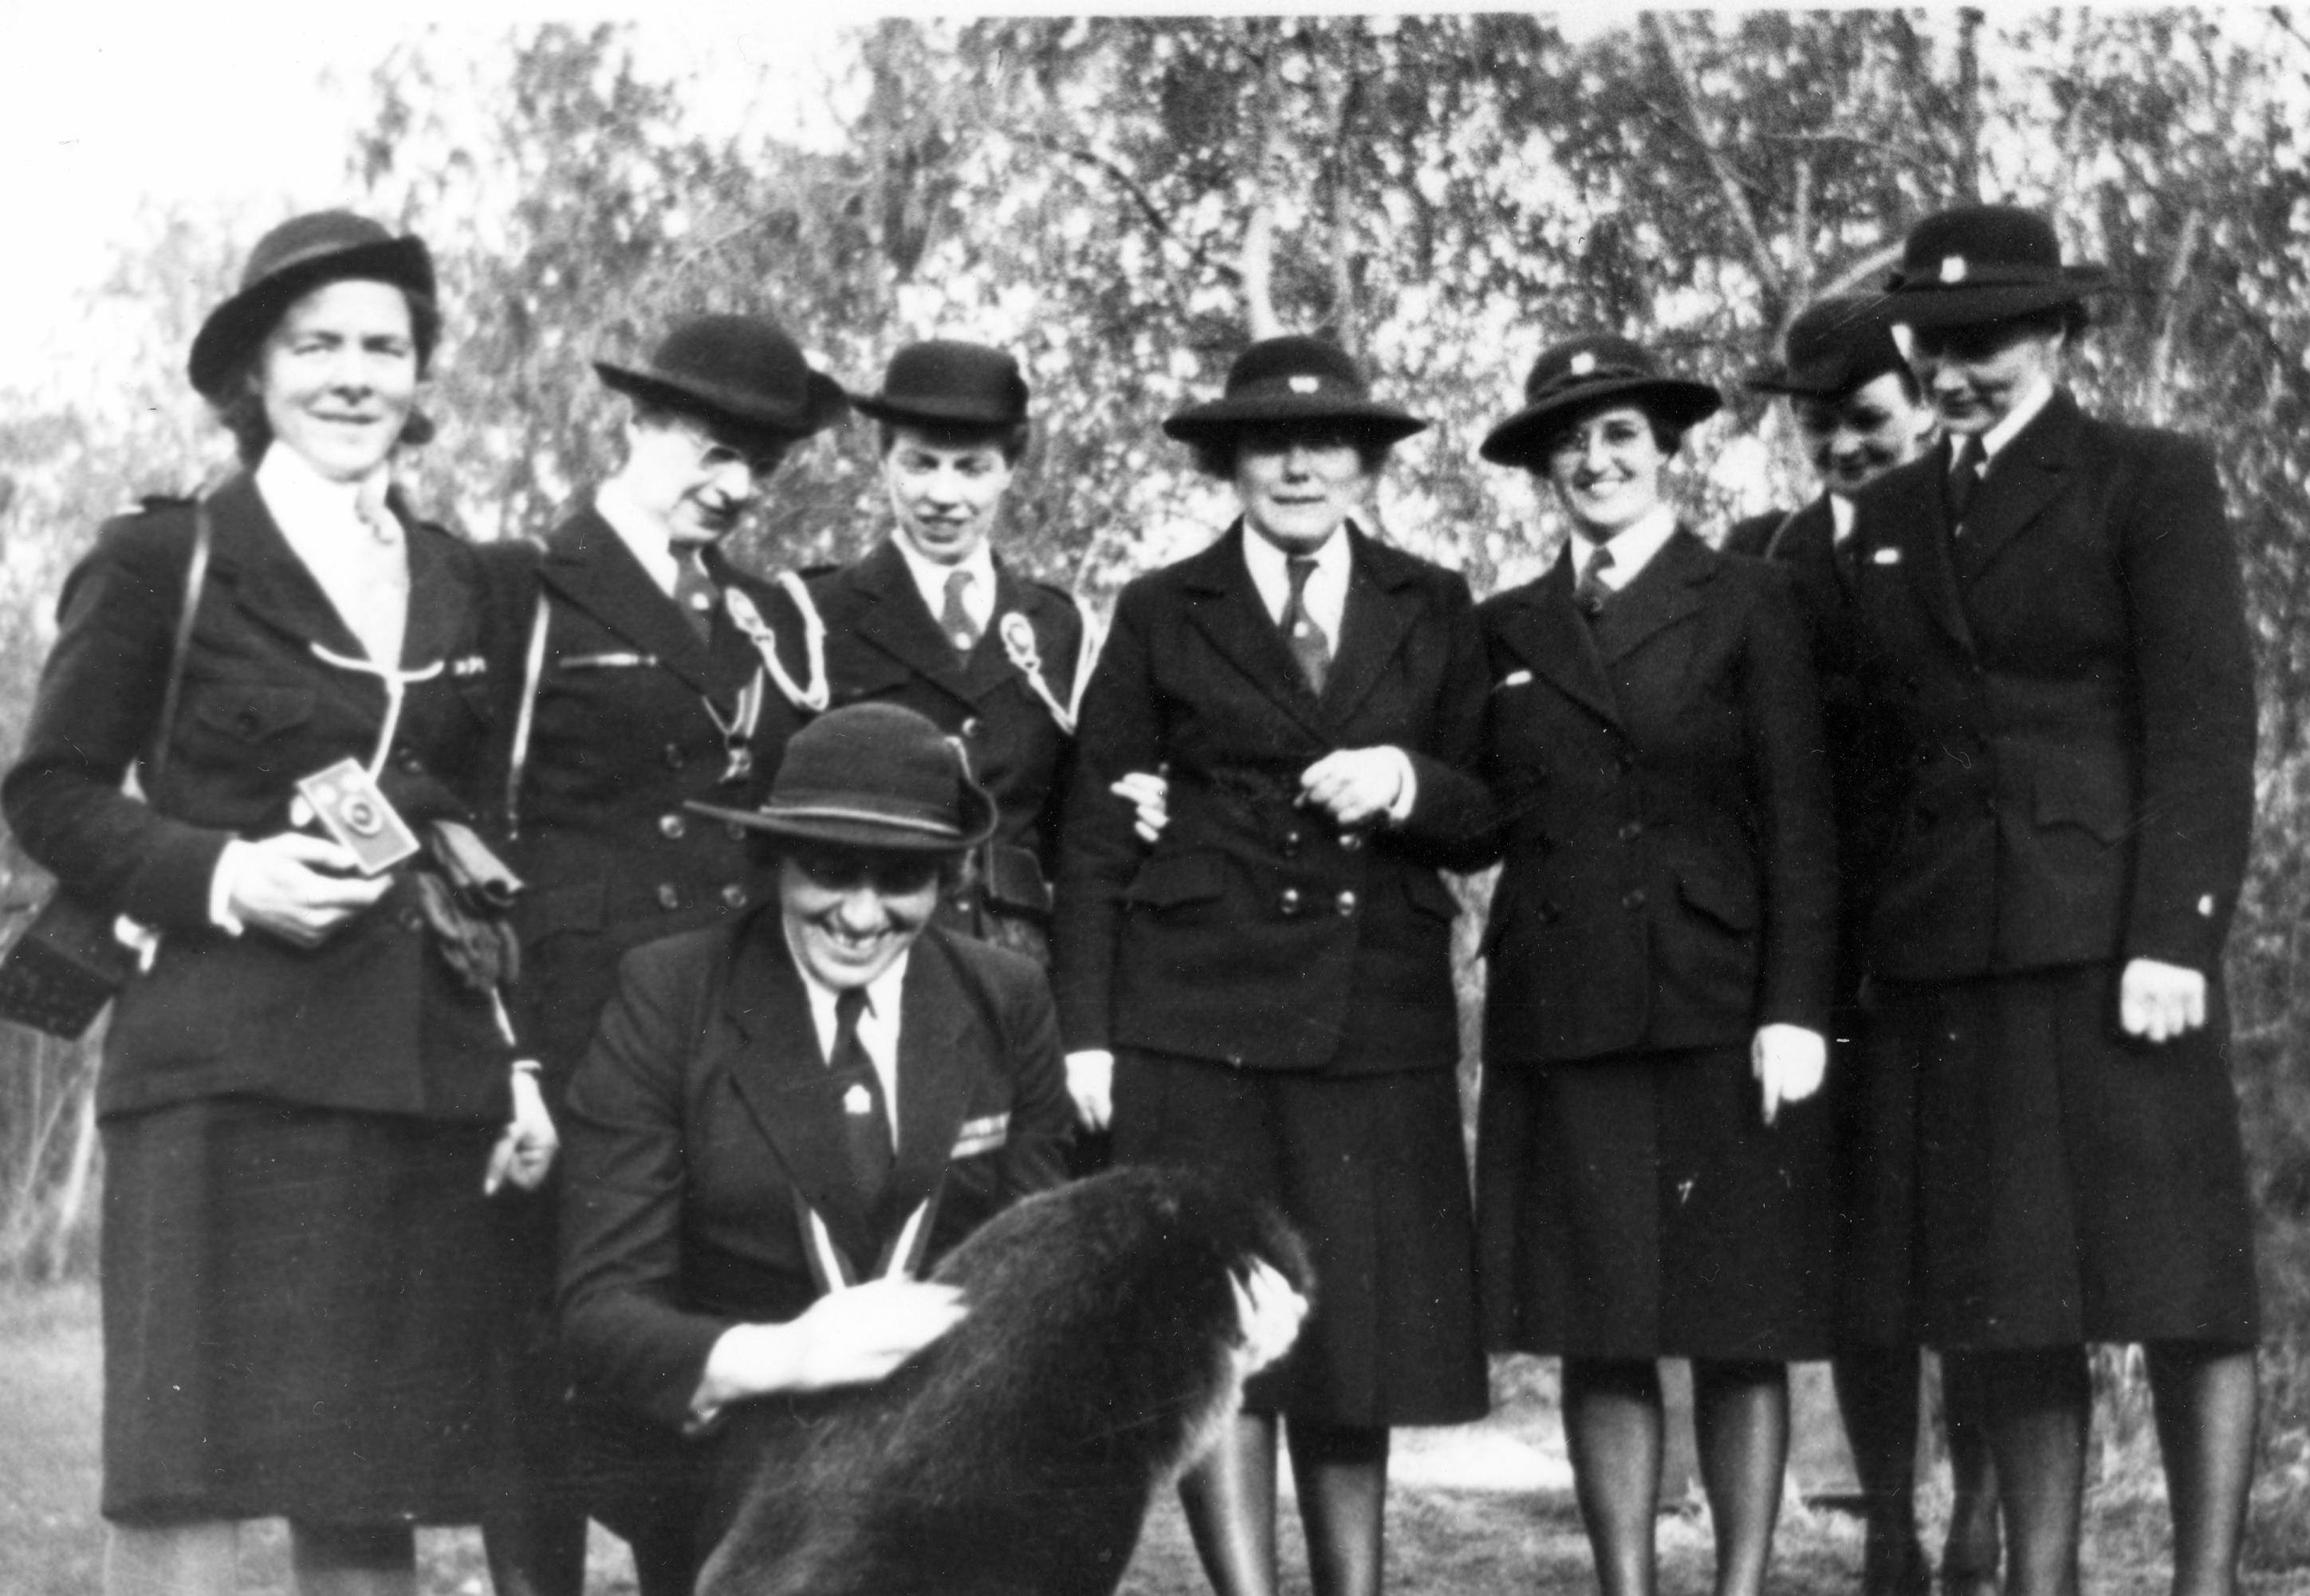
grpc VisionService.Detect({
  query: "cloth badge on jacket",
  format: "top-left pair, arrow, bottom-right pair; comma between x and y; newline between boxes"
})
1495,669 -> 1534,691
1871,547 -> 1903,566
950,1111 -> 1010,1159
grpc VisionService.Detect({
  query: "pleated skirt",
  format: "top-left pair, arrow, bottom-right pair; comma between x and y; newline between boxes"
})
100,1096 -> 506,1525
1842,965 -> 2258,1350
1477,1044 -> 1836,1362
1112,1050 -> 1487,1428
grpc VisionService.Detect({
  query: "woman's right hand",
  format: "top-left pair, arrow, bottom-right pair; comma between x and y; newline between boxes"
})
695,1280 -> 969,1414
226,831 -> 392,948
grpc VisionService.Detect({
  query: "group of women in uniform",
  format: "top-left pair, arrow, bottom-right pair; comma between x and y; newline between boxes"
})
3,196 -> 2261,1596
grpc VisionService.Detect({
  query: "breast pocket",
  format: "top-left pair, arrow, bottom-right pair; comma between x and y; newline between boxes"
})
1122,851 -> 1229,919
191,683 -> 317,745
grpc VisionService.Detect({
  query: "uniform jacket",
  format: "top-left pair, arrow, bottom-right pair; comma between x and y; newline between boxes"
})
1477,529 -> 1837,1065
1848,391 -> 2256,981
557,918 -> 1071,1438
2,470 -> 514,1121
1726,499 -> 1906,1006
1052,521 -> 1492,1075
809,540 -> 1081,915
492,509 -> 817,1091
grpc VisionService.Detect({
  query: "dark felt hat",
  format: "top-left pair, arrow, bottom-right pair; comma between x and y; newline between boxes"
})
189,211 -> 437,399
1163,336 -> 1427,446
687,702 -> 995,854
596,314 -> 848,451
1480,333 -> 1722,466
851,340 -> 1029,430
1881,205 -> 2113,329
1745,296 -> 1911,399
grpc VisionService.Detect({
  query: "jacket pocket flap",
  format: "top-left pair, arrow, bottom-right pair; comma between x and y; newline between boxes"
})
1676,867 -> 1760,931
1123,852 -> 1228,908
2033,765 -> 2131,843
518,876 -> 606,940
193,685 -> 316,742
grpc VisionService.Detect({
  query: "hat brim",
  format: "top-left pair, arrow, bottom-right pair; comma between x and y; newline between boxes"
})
686,792 -> 996,855
189,236 -> 435,398
1479,377 -> 1722,466
850,391 -> 1027,430
1162,392 -> 1427,446
1880,268 -> 2114,330
596,360 -> 850,447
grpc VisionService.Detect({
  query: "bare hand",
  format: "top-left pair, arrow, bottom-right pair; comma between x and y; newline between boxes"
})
228,831 -> 391,948
1751,1023 -> 1827,1126
1230,1259 -> 1309,1380
1065,1049 -> 1115,1132
1297,747 -> 1407,831
701,1280 -> 969,1411
485,1070 -> 559,1195
2119,957 -> 2207,1043
1110,770 -> 1170,845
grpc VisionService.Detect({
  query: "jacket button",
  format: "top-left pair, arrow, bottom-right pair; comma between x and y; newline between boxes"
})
725,822 -> 748,842
1618,820 -> 1643,842
399,908 -> 424,933
663,744 -> 687,770
1623,889 -> 1647,910
1335,890 -> 1356,916
394,745 -> 422,772
962,717 -> 983,737
660,813 -> 687,839
721,884 -> 746,910
656,884 -> 681,911
1281,830 -> 1302,858
1280,887 -> 1301,914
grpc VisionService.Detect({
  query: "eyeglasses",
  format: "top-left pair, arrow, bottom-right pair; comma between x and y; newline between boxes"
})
670,414 -> 789,479
787,846 -> 943,896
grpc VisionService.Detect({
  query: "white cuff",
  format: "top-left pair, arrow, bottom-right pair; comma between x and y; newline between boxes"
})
208,839 -> 253,936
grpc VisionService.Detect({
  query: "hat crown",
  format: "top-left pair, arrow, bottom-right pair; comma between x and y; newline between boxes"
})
860,339 -> 1029,428
764,703 -> 986,846
1222,336 -> 1368,404
1523,334 -> 1659,405
1749,295 -> 1907,397
238,210 -> 429,297
647,315 -> 815,415
1895,205 -> 2066,286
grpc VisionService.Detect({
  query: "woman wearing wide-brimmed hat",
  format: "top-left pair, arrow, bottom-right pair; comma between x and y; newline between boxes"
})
1844,203 -> 2260,1596
557,701 -> 1072,1596
2,211 -> 547,1594
1471,332 -> 1838,1596
1730,299 -> 2003,1596
809,340 -> 1088,970
1053,336 -> 1493,1596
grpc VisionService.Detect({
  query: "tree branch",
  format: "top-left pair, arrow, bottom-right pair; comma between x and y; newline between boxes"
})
1641,13 -> 1785,305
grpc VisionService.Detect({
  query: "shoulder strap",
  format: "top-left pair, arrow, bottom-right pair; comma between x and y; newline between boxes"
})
146,497 -> 215,787
1760,506 -> 1806,562
504,588 -> 553,838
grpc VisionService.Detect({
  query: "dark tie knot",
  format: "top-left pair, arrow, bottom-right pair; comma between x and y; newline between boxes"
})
835,985 -> 868,1032
1574,542 -> 1616,616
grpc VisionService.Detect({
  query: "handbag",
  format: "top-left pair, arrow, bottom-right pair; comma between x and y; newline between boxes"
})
0,498 -> 215,1039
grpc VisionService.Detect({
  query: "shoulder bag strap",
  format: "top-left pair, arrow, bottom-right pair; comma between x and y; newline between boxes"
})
145,496 -> 215,787
504,588 -> 553,839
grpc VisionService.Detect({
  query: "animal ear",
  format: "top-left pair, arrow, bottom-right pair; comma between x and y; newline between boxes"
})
1230,1260 -> 1309,1378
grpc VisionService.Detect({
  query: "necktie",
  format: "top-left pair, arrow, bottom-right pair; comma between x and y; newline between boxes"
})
1946,435 -> 1986,529
1280,554 -> 1330,694
1574,542 -> 1616,618
830,989 -> 895,1209
941,568 -> 981,655
673,549 -> 717,640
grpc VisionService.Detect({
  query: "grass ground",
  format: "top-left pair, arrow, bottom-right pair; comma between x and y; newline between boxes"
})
5,1282 -> 2306,1595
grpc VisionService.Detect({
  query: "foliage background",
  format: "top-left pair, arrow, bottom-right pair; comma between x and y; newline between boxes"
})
2,0 -> 2308,1513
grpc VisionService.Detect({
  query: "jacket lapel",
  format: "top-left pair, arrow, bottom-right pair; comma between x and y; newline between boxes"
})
397,520 -> 473,671
1490,551 -> 1620,727
205,470 -> 368,662
540,509 -> 743,699
849,540 -> 986,710
1870,446 -> 1974,653
1952,390 -> 2080,586
1596,528 -> 1712,662
1318,526 -> 1418,725
1180,524 -> 1332,742
880,935 -> 980,1236
718,926 -> 880,1268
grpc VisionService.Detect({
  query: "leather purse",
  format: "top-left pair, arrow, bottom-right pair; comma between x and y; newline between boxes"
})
0,499 -> 214,1039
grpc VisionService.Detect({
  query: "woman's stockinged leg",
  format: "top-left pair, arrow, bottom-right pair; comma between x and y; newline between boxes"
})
2147,1342 -> 2257,1596
1691,1358 -> 1789,1596
1978,1346 -> 2088,1596
1938,1349 -> 2003,1594
1562,1358 -> 1663,1596
104,1519 -> 238,1596
1832,1346 -> 1929,1595
1287,1419 -> 1390,1596
288,1520 -> 417,1596
1179,1410 -> 1281,1596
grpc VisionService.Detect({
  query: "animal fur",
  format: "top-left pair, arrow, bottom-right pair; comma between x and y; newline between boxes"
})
696,1166 -> 1311,1596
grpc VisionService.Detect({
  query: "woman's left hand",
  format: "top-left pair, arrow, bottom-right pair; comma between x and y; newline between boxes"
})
485,1068 -> 559,1194
1298,746 -> 1410,830
1751,1024 -> 1827,1126
2119,957 -> 2207,1043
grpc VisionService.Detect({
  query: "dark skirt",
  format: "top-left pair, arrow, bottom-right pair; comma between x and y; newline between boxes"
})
1112,1050 -> 1487,1429
100,1097 -> 508,1525
1843,965 -> 2258,1350
1477,1044 -> 1835,1362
